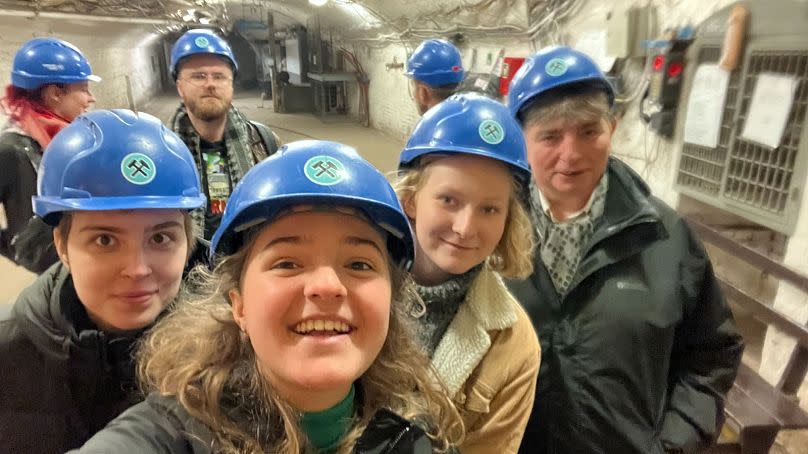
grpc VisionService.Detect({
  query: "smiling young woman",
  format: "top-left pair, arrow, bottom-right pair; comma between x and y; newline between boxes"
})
394,93 -> 540,453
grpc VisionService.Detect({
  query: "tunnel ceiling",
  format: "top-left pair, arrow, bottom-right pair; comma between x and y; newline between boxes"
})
0,0 -> 547,43
240,0 -> 534,41
0,0 -> 226,23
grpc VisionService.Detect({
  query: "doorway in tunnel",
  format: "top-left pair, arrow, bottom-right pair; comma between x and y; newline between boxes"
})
228,31 -> 259,89
158,29 -> 259,92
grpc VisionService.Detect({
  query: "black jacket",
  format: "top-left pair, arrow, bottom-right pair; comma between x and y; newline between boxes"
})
71,392 -> 442,453
0,263 -> 148,453
509,158 -> 744,454
0,131 -> 40,263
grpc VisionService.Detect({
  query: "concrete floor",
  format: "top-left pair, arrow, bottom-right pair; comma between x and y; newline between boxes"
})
0,89 -> 406,305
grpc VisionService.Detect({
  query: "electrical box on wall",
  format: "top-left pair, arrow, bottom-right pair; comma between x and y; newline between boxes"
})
674,0 -> 808,235
640,33 -> 693,137
283,26 -> 309,85
607,4 -> 656,57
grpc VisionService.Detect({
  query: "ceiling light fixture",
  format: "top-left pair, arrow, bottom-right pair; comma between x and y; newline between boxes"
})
182,8 -> 196,22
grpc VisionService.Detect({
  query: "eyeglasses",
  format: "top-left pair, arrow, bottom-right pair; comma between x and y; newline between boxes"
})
182,72 -> 233,88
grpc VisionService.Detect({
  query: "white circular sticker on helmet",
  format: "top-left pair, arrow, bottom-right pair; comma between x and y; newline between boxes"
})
545,58 -> 569,77
121,153 -> 156,185
194,36 -> 210,48
304,156 -> 345,186
479,119 -> 505,145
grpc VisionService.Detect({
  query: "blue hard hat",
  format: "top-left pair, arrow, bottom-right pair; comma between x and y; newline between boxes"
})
405,39 -> 464,86
210,140 -> 415,269
170,29 -> 238,79
11,37 -> 101,90
400,93 -> 530,180
33,109 -> 206,226
507,46 -> 614,120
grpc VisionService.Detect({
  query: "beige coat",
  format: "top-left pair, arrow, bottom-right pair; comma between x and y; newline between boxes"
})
431,267 -> 540,453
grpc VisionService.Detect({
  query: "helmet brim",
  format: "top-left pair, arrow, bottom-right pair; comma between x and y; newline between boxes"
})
400,146 -> 530,177
11,73 -> 102,90
34,195 -> 206,226
210,193 -> 414,269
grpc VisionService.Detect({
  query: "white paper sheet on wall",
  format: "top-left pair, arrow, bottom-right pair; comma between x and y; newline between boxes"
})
575,30 -> 616,72
683,64 -> 730,149
741,72 -> 799,149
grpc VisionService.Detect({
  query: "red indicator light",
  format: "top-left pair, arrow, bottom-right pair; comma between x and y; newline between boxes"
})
653,55 -> 665,72
667,61 -> 683,78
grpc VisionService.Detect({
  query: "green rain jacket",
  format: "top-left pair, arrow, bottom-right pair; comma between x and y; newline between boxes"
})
509,158 -> 744,454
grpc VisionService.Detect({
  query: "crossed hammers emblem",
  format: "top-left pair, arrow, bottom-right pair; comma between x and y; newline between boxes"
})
547,60 -> 566,74
483,124 -> 501,140
128,159 -> 151,178
311,160 -> 339,178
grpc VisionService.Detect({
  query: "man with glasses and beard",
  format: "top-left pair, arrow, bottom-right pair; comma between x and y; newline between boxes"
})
169,29 -> 280,241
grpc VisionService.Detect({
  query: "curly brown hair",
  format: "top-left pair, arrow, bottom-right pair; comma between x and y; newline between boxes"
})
136,225 -> 464,453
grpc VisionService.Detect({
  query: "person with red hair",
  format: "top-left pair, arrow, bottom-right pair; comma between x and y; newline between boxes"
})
0,37 -> 99,269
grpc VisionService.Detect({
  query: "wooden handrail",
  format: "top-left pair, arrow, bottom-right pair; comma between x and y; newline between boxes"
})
686,217 -> 808,295
718,278 -> 808,349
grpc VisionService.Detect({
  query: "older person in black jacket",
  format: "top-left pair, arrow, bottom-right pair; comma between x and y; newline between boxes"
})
505,46 -> 744,454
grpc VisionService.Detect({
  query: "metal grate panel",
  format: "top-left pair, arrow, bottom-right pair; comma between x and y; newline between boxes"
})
677,46 -> 742,195
723,51 -> 808,213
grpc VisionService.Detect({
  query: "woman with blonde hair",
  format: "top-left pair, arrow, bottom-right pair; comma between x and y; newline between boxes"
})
395,93 -> 540,453
73,140 -> 463,453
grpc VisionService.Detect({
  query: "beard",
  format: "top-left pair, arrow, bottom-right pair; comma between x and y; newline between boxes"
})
185,94 -> 230,121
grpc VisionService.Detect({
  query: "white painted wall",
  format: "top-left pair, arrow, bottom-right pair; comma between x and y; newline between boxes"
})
345,43 -> 420,141
341,37 -> 533,143
0,15 -> 165,125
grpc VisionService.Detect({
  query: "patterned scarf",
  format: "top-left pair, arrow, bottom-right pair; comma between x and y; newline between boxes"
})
170,104 -> 265,233
529,175 -> 608,295
170,103 -> 260,187
414,265 -> 482,356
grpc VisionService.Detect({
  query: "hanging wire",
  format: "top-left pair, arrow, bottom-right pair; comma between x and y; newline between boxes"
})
338,46 -> 370,127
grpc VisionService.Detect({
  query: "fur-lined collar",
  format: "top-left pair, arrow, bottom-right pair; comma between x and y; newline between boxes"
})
431,267 -> 519,396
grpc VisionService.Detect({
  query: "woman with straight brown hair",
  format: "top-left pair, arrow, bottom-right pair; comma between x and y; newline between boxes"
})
0,109 -> 205,453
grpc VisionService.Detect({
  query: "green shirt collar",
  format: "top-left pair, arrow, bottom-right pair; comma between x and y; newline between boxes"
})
300,384 -> 355,452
